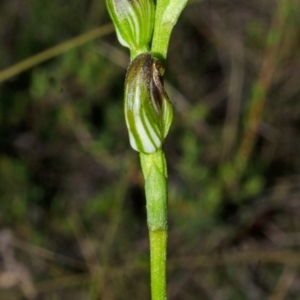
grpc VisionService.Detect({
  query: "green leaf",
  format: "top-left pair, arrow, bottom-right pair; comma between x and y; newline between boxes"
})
152,0 -> 188,59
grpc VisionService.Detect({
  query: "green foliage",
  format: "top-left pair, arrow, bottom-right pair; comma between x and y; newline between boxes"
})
152,0 -> 188,59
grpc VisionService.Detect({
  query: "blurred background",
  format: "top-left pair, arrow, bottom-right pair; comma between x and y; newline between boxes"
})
1,0 -> 300,299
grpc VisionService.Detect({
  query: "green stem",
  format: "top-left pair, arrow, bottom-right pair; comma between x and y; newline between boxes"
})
140,150 -> 168,300
149,230 -> 167,300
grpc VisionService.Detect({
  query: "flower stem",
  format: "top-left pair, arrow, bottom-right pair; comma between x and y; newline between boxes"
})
140,150 -> 168,300
149,229 -> 167,300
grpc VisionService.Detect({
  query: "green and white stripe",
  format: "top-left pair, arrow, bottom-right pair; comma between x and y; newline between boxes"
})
106,0 -> 155,54
125,53 -> 173,154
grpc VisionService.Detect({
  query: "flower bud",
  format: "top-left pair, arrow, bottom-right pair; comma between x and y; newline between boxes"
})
124,53 -> 173,153
106,0 -> 155,53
